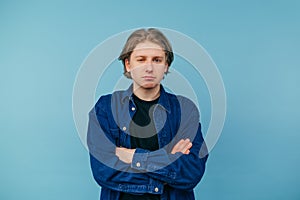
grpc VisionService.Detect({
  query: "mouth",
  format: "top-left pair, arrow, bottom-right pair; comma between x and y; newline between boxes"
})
142,76 -> 155,80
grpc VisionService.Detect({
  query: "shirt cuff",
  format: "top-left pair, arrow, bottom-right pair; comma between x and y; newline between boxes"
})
131,148 -> 149,171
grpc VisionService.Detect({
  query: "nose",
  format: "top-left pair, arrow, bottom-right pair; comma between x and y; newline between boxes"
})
145,61 -> 153,72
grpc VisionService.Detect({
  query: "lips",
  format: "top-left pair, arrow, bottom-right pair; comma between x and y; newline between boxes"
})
142,76 -> 155,80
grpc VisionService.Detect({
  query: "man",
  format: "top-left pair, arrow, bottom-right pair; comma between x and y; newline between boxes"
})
87,28 -> 208,200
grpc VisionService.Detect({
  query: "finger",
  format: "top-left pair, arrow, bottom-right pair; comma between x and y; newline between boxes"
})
175,139 -> 188,152
182,142 -> 192,154
183,150 -> 190,155
175,139 -> 191,153
178,139 -> 190,150
171,139 -> 185,154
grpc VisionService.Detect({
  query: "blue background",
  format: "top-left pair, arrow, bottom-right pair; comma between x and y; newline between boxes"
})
1,1 -> 299,199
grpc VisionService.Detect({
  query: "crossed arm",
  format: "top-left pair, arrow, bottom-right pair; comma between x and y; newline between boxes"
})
115,138 -> 193,164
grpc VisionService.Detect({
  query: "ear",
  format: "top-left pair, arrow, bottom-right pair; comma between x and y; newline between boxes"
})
164,63 -> 169,73
125,59 -> 130,72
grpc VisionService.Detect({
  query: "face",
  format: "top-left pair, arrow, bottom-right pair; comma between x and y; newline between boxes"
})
125,41 -> 168,90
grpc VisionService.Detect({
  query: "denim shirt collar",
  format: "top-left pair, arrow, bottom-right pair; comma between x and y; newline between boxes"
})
121,84 -> 171,113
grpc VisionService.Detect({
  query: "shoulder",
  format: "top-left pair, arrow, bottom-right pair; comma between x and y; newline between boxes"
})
94,89 -> 127,111
176,95 -> 198,110
165,91 -> 198,111
95,94 -> 111,108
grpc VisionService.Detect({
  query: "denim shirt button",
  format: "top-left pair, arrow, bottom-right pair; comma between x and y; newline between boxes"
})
136,162 -> 141,167
122,126 -> 127,131
154,187 -> 159,192
131,107 -> 136,111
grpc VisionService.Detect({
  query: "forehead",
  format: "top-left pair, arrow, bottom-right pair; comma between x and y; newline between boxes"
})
131,41 -> 165,57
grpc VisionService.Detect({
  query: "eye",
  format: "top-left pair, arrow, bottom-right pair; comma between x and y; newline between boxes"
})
136,57 -> 145,62
153,57 -> 163,63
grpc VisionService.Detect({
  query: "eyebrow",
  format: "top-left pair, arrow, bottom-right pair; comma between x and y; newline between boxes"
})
134,55 -> 164,58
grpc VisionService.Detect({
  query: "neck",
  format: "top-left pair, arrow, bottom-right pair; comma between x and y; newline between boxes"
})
132,84 -> 161,101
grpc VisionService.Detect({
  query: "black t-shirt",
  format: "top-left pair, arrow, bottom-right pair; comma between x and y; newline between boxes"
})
119,94 -> 160,200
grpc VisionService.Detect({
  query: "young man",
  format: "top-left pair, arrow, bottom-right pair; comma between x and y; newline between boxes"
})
87,28 -> 208,200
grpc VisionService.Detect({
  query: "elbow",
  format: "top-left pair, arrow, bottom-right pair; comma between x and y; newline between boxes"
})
171,158 -> 208,191
174,172 -> 206,191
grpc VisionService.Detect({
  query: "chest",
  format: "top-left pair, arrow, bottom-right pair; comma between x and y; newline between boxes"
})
107,106 -> 178,151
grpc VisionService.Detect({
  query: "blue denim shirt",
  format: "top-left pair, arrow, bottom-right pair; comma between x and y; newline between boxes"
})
87,85 -> 208,200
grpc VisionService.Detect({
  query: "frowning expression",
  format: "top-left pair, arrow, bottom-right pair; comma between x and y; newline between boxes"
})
125,41 -> 168,89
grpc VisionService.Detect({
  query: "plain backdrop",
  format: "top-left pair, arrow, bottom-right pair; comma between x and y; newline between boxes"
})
1,1 -> 299,199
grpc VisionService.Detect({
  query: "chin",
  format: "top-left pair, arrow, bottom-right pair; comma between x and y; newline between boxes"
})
141,83 -> 158,89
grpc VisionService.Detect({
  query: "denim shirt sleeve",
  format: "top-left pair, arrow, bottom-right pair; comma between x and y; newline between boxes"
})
131,96 -> 209,190
87,95 -> 164,195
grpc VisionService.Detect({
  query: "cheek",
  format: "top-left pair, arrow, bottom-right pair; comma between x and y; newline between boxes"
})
130,65 -> 142,73
129,66 -> 142,78
159,65 -> 168,74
